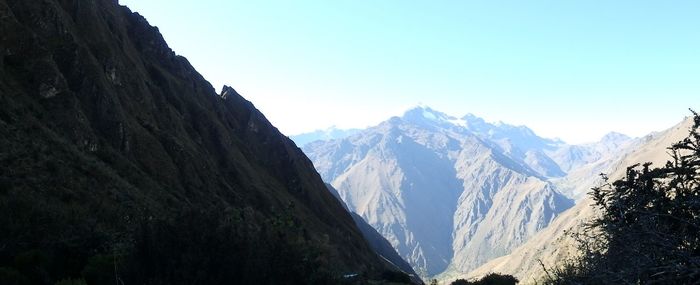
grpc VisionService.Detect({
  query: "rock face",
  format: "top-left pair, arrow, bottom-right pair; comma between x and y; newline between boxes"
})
460,113 -> 568,178
461,117 -> 694,284
303,106 -> 575,277
326,184 -> 419,278
0,0 -> 403,283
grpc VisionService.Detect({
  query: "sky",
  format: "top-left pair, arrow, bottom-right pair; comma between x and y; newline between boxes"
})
120,0 -> 699,144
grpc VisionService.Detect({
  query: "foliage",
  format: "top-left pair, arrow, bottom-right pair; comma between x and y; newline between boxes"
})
450,273 -> 519,285
0,204 -> 349,284
542,111 -> 700,284
125,206 -> 340,285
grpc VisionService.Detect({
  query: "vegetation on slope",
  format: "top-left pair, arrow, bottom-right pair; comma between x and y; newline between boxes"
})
541,112 -> 700,284
449,273 -> 519,285
0,0 -> 414,284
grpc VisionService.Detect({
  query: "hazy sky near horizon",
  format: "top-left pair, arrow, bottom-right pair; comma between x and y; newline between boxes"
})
120,0 -> 699,143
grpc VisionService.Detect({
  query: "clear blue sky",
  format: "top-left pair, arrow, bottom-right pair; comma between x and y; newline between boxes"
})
120,0 -> 699,143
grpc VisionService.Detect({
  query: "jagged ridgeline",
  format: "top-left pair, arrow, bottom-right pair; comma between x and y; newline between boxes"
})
0,0 -> 415,284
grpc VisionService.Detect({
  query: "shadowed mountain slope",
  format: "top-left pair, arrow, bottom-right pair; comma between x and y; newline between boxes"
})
0,0 -> 409,284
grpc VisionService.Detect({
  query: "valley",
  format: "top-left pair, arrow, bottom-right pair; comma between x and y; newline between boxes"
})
294,106 -> 692,281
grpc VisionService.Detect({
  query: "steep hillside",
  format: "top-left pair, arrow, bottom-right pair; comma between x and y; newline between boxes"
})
461,116 -> 694,283
0,0 -> 403,283
303,106 -> 573,277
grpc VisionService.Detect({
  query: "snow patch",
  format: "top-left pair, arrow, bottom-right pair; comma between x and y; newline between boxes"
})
422,110 -> 438,121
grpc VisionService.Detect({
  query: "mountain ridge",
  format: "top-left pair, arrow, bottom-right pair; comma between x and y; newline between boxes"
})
0,0 -> 413,283
302,106 -> 576,277
451,116 -> 694,284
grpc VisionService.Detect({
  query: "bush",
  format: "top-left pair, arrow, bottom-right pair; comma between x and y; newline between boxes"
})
450,273 -> 518,285
543,111 -> 700,284
477,273 -> 518,285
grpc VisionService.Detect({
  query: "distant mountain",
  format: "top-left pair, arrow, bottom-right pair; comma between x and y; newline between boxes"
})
459,113 -> 568,178
548,131 -> 634,172
547,131 -> 638,200
303,106 -> 574,277
290,126 -> 361,147
459,117 -> 693,283
0,0 -> 413,283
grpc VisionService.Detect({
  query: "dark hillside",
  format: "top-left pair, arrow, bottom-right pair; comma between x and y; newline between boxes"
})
0,0 -> 403,283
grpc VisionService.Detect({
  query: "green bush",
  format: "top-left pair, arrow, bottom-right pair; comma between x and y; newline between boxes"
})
450,273 -> 518,285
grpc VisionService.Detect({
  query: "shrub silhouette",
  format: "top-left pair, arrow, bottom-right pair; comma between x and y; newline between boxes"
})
450,273 -> 519,285
543,111 -> 700,284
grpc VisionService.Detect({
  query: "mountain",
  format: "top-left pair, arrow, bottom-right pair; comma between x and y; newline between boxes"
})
459,116 -> 636,185
302,106 -> 574,277
0,0 -> 412,283
460,113 -> 567,178
549,132 -> 634,171
325,184 -> 420,281
459,116 -> 694,283
547,132 -> 638,200
291,126 -> 361,147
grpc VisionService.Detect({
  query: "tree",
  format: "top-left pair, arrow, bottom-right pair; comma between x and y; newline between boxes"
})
450,273 -> 518,285
545,111 -> 700,284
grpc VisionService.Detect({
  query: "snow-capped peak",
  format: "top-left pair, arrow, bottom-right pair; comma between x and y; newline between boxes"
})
402,105 -> 466,128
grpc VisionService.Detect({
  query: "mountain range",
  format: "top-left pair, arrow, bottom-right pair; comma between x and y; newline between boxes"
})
296,105 -> 677,280
1,0 -> 688,283
291,126 -> 361,147
459,115 -> 694,283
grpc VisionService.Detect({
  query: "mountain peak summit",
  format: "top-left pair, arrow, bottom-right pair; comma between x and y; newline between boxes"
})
403,104 -> 438,115
401,105 -> 467,128
600,131 -> 631,143
220,85 -> 239,99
